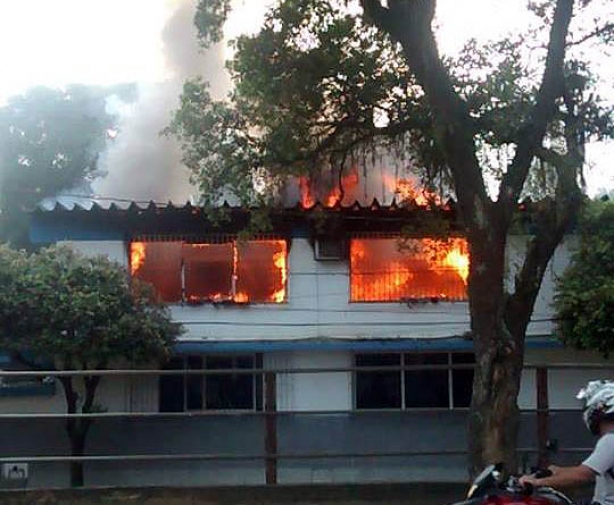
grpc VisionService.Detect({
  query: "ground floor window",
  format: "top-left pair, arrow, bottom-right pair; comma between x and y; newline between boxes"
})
159,354 -> 262,412
355,352 -> 474,410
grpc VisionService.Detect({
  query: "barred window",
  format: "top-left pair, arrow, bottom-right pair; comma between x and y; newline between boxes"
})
350,237 -> 469,302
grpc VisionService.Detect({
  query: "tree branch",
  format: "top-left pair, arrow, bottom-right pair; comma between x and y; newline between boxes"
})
361,0 -> 489,228
506,71 -> 584,340
498,0 -> 574,215
567,22 -> 614,47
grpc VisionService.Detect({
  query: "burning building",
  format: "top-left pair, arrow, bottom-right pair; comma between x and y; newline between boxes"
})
1,195 -> 604,490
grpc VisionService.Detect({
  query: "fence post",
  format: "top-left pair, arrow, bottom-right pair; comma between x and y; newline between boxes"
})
536,367 -> 549,468
264,371 -> 277,484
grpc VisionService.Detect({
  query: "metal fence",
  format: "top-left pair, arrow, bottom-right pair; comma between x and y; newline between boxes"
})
0,362 -> 608,488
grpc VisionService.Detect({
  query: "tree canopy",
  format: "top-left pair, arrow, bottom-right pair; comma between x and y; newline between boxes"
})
0,244 -> 181,486
555,200 -> 614,357
0,245 -> 179,367
169,0 -> 613,208
0,84 -> 136,246
171,0 -> 614,475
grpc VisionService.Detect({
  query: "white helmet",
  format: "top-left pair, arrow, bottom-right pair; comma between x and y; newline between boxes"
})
577,380 -> 614,435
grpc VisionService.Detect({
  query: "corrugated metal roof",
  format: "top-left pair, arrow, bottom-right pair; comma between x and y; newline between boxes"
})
35,197 -> 459,214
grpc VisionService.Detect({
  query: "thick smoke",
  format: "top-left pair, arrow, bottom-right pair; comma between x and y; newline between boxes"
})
93,0 -> 230,204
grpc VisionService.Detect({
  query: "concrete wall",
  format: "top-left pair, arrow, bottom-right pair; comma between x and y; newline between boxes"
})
60,236 -> 572,342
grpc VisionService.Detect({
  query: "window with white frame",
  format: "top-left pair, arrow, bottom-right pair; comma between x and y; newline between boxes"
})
355,352 -> 474,409
159,354 -> 262,412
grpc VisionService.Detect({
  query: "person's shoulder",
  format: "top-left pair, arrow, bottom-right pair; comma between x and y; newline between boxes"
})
594,432 -> 614,452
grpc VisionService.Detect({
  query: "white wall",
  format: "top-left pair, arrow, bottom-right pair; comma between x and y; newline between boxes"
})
60,236 -> 573,344
28,235 -> 587,417
267,351 -> 352,412
58,240 -> 128,266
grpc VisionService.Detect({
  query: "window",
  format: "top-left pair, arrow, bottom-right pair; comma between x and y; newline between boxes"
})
130,238 -> 287,304
350,237 -> 469,302
159,354 -> 262,412
130,241 -> 182,302
355,354 -> 401,409
355,352 -> 474,409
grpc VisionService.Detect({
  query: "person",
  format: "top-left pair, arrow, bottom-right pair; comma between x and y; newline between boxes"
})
520,380 -> 614,505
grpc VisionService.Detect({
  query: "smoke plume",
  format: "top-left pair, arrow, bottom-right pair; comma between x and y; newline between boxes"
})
93,0 -> 230,204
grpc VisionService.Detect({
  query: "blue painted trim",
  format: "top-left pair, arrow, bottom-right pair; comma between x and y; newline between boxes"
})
174,336 -> 561,354
29,218 -> 124,244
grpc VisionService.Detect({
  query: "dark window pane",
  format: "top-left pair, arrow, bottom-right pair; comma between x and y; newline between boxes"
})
183,243 -> 233,302
452,352 -> 474,408
356,354 -> 401,409
159,357 -> 185,412
205,355 -> 254,410
131,241 -> 182,302
404,353 -> 449,408
186,356 -> 203,410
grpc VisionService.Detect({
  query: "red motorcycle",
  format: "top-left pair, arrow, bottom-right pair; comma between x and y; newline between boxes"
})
454,464 -> 574,505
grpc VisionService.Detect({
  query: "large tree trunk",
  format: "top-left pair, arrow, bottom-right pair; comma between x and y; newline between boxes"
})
465,227 -> 524,476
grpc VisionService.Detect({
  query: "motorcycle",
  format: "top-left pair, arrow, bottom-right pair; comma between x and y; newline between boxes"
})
451,464 -> 574,505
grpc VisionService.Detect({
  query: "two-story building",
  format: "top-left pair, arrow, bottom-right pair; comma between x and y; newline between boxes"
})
1,197 -> 611,488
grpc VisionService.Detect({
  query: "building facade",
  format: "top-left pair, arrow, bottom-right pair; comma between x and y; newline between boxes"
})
0,200 -> 611,488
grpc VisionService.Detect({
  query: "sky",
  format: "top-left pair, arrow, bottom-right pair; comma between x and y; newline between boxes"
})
0,0 -> 612,198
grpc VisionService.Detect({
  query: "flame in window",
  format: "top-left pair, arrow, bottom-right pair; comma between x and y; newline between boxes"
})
130,242 -> 146,275
350,237 -> 469,301
271,241 -> 288,303
131,239 -> 287,304
443,247 -> 469,283
234,292 -> 249,303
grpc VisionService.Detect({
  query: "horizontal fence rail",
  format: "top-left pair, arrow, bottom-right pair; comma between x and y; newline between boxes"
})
1,362 -> 613,377
0,361 -> 606,487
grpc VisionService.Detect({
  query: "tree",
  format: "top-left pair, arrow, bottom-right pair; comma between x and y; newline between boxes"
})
0,84 -> 136,247
555,199 -> 614,357
169,0 -> 614,475
0,245 -> 181,487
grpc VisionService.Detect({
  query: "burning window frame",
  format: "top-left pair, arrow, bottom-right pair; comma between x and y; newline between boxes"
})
349,234 -> 470,303
129,236 -> 288,305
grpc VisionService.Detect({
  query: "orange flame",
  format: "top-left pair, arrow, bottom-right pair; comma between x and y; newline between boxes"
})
234,292 -> 249,303
299,177 -> 316,208
270,241 -> 288,303
300,168 -> 360,208
231,242 -> 246,303
350,237 -> 469,301
130,242 -> 146,275
381,176 -> 441,206
443,247 -> 469,283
